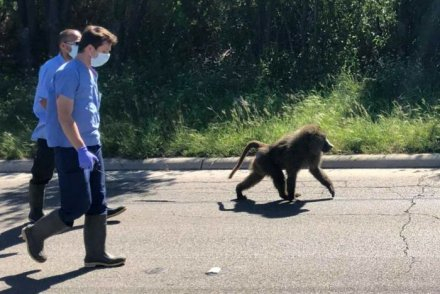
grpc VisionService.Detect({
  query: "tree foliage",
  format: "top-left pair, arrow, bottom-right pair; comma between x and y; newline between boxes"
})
1,1 -> 440,158
2,1 -> 439,86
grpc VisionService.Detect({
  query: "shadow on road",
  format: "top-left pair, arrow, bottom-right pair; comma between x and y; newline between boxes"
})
0,224 -> 26,256
0,171 -> 175,225
0,268 -> 94,293
217,198 -> 333,218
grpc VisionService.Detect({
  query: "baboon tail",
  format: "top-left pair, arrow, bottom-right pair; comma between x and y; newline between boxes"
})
228,141 -> 267,179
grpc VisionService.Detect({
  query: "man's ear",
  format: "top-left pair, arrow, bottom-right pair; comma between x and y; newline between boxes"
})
59,42 -> 66,52
82,44 -> 93,55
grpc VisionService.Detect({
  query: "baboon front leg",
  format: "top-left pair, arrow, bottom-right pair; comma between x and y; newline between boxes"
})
236,172 -> 265,200
309,167 -> 335,197
286,169 -> 300,201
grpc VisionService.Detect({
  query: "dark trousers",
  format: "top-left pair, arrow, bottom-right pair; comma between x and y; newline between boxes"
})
54,145 -> 107,226
30,139 -> 55,185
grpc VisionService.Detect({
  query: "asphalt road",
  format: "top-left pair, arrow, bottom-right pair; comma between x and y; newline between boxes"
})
1,168 -> 440,293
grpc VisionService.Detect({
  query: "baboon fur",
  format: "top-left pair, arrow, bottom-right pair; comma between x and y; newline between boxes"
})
229,124 -> 335,201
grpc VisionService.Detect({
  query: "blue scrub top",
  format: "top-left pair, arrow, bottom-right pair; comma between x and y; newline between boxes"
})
46,59 -> 102,148
31,54 -> 65,141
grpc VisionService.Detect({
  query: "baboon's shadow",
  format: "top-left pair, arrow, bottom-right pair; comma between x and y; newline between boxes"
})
218,198 -> 332,219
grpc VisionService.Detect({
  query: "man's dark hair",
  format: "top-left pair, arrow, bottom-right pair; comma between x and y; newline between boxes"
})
78,25 -> 118,52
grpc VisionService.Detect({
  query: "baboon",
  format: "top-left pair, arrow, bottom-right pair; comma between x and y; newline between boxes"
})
229,124 -> 335,201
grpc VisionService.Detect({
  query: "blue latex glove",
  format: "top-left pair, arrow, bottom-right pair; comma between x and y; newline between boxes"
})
77,146 -> 98,170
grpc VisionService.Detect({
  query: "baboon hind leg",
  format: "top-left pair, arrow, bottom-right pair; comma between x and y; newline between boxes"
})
269,167 -> 288,200
235,172 -> 265,200
286,168 -> 300,201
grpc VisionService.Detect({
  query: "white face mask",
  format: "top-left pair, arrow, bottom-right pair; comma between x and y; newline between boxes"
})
68,45 -> 78,58
91,52 -> 111,67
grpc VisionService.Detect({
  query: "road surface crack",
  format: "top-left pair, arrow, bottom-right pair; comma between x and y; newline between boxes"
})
399,196 -> 416,273
398,175 -> 429,274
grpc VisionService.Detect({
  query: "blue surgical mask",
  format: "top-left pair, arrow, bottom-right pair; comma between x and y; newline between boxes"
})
68,45 -> 78,58
91,52 -> 111,67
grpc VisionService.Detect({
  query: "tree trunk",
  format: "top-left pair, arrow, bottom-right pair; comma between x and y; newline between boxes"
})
45,0 -> 60,57
17,0 -> 37,68
121,0 -> 148,60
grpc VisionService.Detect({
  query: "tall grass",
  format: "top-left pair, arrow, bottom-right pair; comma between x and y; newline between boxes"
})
168,73 -> 440,156
1,71 -> 440,159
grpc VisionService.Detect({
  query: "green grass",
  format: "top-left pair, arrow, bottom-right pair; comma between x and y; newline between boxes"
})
1,72 -> 440,159
168,74 -> 440,156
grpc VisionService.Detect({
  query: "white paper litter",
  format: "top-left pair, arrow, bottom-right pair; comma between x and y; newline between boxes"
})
206,267 -> 221,275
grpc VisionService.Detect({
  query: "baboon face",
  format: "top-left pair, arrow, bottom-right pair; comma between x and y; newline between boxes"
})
322,137 -> 334,153
309,132 -> 333,154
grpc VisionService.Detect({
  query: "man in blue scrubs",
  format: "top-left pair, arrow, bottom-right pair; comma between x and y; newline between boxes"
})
23,26 -> 125,268
28,29 -> 126,223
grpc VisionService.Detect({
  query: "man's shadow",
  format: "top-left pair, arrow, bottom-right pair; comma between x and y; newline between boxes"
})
0,268 -> 94,294
0,224 -> 26,257
218,197 -> 333,218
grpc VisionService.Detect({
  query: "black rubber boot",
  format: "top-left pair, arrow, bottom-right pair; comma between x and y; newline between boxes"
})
28,183 -> 46,223
107,206 -> 127,219
21,209 -> 69,263
84,214 -> 126,267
